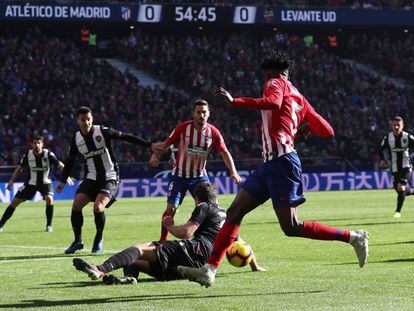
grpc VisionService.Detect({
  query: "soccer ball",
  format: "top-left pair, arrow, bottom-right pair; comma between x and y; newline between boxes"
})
226,240 -> 253,267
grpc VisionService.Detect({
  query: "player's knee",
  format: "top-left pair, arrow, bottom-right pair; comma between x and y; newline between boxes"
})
45,196 -> 53,205
280,223 -> 301,237
72,204 -> 83,212
226,205 -> 244,224
166,205 -> 178,216
397,183 -> 406,192
93,203 -> 105,213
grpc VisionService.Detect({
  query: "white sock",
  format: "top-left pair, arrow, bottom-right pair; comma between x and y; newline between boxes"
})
349,231 -> 358,244
205,263 -> 217,273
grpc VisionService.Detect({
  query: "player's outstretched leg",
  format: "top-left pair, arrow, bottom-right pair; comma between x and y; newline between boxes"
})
0,198 -> 25,231
73,258 -> 105,280
178,189 -> 259,287
276,207 -> 369,268
91,194 -> 108,253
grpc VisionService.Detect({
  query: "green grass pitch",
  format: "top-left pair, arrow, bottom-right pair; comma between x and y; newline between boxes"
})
1,189 -> 414,310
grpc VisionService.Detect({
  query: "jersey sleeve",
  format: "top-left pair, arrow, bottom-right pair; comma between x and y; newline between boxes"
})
48,151 -> 60,166
379,135 -> 389,161
303,104 -> 334,138
165,124 -> 183,146
409,134 -> 414,149
189,203 -> 210,226
101,126 -> 152,148
211,127 -> 227,153
60,135 -> 78,183
19,154 -> 28,168
232,78 -> 284,110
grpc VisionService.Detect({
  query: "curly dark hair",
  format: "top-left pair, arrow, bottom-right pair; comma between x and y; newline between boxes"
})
260,50 -> 294,72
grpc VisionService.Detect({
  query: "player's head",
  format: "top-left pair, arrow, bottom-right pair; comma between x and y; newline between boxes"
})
193,181 -> 218,204
193,99 -> 210,128
76,106 -> 93,134
260,50 -> 294,80
31,132 -> 44,154
390,116 -> 404,135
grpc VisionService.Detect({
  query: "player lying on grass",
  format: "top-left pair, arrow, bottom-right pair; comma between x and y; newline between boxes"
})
177,50 -> 369,288
72,182 -> 265,284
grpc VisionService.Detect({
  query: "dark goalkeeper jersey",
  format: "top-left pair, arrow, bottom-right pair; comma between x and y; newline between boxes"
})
189,202 -> 226,262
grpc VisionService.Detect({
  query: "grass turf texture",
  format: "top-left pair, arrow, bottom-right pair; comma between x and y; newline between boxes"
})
0,189 -> 414,310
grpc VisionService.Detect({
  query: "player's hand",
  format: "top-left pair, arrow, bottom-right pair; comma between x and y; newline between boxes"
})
151,142 -> 166,154
148,153 -> 160,168
66,177 -> 75,186
55,182 -> 65,194
6,183 -> 12,191
231,173 -> 243,184
296,123 -> 310,140
162,215 -> 174,230
379,160 -> 390,169
214,87 -> 234,104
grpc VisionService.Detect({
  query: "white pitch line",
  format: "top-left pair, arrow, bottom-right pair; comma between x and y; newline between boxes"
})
0,244 -> 118,263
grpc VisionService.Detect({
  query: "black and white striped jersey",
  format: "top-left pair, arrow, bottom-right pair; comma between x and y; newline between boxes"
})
20,149 -> 60,186
380,131 -> 414,173
61,125 -> 152,182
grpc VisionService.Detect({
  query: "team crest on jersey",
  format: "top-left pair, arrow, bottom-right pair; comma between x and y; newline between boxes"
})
43,158 -> 47,163
95,135 -> 102,143
403,138 -> 407,144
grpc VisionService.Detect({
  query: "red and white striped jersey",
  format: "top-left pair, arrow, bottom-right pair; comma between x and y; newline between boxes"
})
233,77 -> 334,162
166,121 -> 227,178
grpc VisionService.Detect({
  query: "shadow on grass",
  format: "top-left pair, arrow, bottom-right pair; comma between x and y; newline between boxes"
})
34,278 -> 159,289
339,220 -> 414,227
0,253 -> 94,261
371,240 -> 414,246
0,290 -> 325,308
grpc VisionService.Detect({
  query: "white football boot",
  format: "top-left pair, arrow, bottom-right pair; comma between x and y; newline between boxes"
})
177,264 -> 216,288
350,230 -> 369,268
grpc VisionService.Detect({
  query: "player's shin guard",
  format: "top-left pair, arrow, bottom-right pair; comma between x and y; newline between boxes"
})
160,211 -> 170,241
207,221 -> 240,268
301,221 -> 350,243
94,211 -> 106,243
71,210 -> 84,242
0,205 -> 16,228
98,246 -> 141,274
46,204 -> 53,227
396,191 -> 406,213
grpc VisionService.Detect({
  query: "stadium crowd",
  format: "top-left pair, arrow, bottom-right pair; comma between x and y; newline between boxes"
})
0,28 -> 412,171
342,33 -> 414,80
114,30 -> 413,166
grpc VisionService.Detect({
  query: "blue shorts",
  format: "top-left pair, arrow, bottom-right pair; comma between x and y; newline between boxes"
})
242,152 -> 305,208
167,175 -> 210,205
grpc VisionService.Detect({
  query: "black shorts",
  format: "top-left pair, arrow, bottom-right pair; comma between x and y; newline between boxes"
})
392,168 -> 411,188
124,240 -> 206,281
76,179 -> 118,201
15,183 -> 53,200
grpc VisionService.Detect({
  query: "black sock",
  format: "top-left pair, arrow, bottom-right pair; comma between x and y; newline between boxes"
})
71,210 -> 83,242
93,211 -> 106,243
0,205 -> 16,227
98,247 -> 140,273
46,204 -> 53,227
396,191 -> 406,213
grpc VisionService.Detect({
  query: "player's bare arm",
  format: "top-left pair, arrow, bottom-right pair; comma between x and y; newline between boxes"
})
220,150 -> 242,184
6,166 -> 24,191
162,216 -> 199,239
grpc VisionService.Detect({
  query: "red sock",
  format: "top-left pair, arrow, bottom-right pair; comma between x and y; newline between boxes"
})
160,211 -> 169,241
302,221 -> 350,243
207,222 -> 240,268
